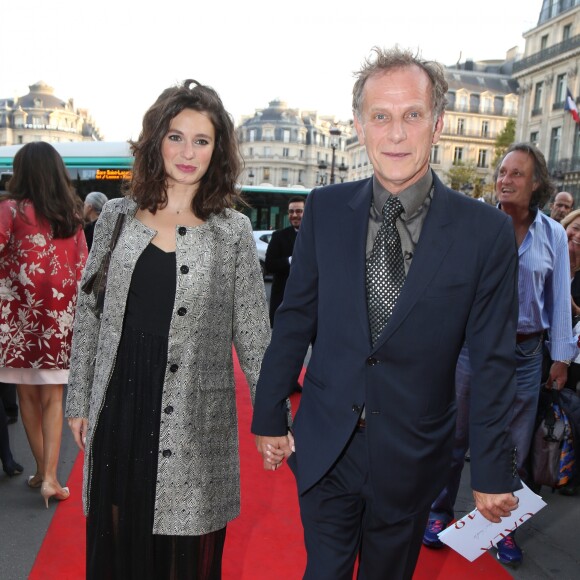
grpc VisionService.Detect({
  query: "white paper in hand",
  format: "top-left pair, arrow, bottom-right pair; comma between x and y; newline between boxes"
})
438,482 -> 547,562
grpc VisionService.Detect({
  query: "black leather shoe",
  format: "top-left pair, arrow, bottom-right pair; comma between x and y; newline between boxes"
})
2,460 -> 24,477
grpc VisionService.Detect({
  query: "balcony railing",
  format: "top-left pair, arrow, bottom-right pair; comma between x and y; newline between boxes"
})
440,129 -> 498,139
445,103 -> 516,117
513,34 -> 580,73
549,157 -> 580,174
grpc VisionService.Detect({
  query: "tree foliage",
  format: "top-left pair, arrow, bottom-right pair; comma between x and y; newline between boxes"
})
493,118 -> 516,167
444,161 -> 479,194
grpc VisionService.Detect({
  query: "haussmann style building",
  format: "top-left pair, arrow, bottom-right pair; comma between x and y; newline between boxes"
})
0,81 -> 102,146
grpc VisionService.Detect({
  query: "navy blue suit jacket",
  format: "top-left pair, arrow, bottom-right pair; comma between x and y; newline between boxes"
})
252,173 -> 521,522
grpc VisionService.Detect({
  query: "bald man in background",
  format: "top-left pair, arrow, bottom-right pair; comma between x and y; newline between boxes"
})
550,191 -> 574,222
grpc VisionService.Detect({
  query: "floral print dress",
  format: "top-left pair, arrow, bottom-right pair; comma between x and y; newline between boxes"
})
0,199 -> 87,379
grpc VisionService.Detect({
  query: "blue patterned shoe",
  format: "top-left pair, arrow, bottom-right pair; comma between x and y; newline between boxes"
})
496,533 -> 523,566
422,518 -> 447,548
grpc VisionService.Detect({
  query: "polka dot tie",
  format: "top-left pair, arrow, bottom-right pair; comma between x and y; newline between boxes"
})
366,196 -> 405,346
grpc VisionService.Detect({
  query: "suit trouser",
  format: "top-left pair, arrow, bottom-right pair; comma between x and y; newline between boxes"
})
0,383 -> 18,416
298,427 -> 429,580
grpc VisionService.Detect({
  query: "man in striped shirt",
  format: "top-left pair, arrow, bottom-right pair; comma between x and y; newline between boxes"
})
424,142 -> 577,567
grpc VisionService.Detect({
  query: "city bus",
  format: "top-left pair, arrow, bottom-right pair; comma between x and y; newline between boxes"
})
0,141 -> 310,231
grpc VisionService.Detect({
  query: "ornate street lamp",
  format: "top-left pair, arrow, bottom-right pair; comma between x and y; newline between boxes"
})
317,161 -> 328,186
248,170 -> 255,185
338,162 -> 348,183
329,127 -> 341,184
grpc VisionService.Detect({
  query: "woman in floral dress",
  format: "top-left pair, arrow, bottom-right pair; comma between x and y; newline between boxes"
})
0,142 -> 87,506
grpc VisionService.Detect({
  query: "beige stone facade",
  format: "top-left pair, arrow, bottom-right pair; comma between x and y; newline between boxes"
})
236,99 -> 351,189
513,1 -> 580,199
0,81 -> 102,146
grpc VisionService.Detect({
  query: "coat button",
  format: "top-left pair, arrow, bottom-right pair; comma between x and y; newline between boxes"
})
352,405 -> 361,413
164,405 -> 174,414
367,357 -> 379,366
180,265 -> 189,274
178,226 -> 187,236
169,363 -> 179,373
162,449 -> 172,458
177,307 -> 187,316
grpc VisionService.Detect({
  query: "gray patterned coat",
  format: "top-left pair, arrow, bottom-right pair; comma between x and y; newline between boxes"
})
66,197 -> 271,535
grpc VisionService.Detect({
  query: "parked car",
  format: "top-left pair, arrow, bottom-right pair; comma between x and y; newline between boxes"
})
253,230 -> 273,278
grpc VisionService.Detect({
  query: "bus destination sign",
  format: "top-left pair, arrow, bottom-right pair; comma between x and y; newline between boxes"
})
96,169 -> 132,181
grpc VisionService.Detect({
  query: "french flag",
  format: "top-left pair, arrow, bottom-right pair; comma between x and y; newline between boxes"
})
565,88 -> 580,123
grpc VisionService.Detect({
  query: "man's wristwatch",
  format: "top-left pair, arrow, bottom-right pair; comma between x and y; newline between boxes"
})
556,359 -> 572,367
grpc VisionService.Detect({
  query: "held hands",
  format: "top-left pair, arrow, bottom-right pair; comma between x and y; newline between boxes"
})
255,433 -> 295,471
473,491 -> 519,523
68,417 -> 89,452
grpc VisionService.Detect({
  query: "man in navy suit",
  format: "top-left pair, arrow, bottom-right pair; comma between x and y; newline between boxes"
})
252,46 -> 521,580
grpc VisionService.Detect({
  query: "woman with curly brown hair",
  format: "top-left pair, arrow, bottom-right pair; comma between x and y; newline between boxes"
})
66,80 -> 272,579
0,141 -> 87,502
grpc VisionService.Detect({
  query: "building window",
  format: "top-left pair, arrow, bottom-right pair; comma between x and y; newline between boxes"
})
263,128 -> 273,141
281,168 -> 289,183
530,131 -> 539,146
264,146 -> 271,157
249,129 -> 255,142
298,169 -> 304,183
555,73 -> 566,105
283,129 -> 290,143
549,126 -> 561,166
263,167 -> 271,181
477,149 -> 488,168
481,97 -> 493,114
299,149 -> 304,159
504,99 -> 516,116
563,24 -> 572,41
282,147 -> 289,157
430,145 -> 440,164
481,120 -> 489,137
541,34 -> 548,50
457,118 -> 465,135
248,147 -> 253,157
533,82 -> 544,113
453,147 -> 464,165
458,95 -> 468,111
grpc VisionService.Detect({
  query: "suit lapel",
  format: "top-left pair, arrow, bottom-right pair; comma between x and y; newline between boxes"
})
341,179 -> 374,343
372,179 -> 455,351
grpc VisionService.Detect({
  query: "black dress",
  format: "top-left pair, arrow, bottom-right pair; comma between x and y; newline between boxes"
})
87,243 -> 226,580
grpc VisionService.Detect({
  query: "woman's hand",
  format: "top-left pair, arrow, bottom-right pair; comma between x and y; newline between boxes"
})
68,417 -> 88,451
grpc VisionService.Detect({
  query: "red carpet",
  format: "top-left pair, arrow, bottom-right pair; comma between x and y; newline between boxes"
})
31,357 -> 510,579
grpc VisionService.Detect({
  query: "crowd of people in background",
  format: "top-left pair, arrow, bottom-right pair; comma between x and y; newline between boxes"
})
1,44 -> 580,580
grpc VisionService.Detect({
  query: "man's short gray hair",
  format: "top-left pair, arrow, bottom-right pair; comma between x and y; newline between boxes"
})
84,191 -> 109,213
352,46 -> 448,122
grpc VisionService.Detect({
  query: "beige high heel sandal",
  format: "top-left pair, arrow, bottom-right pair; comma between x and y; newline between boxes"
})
40,482 -> 70,508
27,474 -> 43,488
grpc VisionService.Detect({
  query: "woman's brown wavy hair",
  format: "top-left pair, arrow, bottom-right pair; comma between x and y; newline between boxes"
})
6,141 -> 84,238
126,80 -> 243,220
